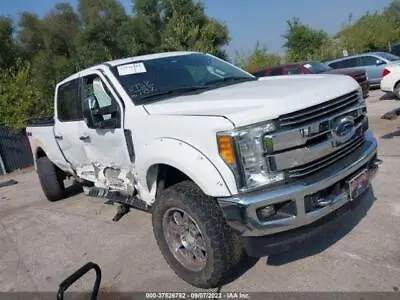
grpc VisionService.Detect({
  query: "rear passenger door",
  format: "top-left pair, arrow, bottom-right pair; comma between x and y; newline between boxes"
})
54,78 -> 95,181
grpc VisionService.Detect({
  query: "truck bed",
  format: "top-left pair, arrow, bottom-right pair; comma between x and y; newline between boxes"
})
26,116 -> 55,127
26,120 -> 73,174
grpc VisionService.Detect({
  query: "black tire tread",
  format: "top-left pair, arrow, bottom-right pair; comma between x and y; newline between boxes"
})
152,180 -> 241,288
37,156 -> 66,202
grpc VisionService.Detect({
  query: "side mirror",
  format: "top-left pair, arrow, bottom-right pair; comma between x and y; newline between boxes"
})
83,96 -> 119,129
376,59 -> 386,66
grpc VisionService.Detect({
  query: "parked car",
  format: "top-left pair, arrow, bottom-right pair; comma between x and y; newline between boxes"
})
388,43 -> 400,57
381,65 -> 400,99
251,61 -> 369,98
325,52 -> 400,87
26,51 -> 379,288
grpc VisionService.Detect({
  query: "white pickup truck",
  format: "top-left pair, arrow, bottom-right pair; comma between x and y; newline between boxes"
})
27,51 -> 380,288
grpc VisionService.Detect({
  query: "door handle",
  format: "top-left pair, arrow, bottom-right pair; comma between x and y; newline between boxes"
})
55,135 -> 63,140
79,135 -> 90,141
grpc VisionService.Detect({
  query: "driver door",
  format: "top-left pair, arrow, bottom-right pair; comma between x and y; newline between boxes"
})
79,70 -> 134,190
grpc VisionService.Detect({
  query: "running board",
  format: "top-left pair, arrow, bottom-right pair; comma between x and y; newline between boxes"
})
84,187 -> 150,212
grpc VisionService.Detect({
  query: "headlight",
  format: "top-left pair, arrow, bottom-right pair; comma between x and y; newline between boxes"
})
217,121 -> 285,191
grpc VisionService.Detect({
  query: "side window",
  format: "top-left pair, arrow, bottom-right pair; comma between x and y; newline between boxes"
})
328,61 -> 341,69
341,58 -> 358,68
286,67 -> 302,75
57,79 -> 82,122
329,58 -> 357,69
359,56 -> 378,66
81,75 -> 121,129
270,67 -> 282,76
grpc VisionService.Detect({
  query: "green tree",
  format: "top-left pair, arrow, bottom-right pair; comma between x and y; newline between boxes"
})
0,61 -> 51,130
130,0 -> 162,55
338,12 -> 400,53
18,4 -> 82,101
234,42 -> 280,72
283,18 -> 329,62
0,17 -> 18,69
160,0 -> 229,58
78,0 -> 131,66
17,12 -> 44,59
384,0 -> 400,28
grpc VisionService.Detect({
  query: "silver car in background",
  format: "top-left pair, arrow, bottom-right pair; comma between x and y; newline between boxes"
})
325,52 -> 400,87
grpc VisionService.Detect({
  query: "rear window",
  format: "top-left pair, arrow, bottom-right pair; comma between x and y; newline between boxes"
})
57,79 -> 82,122
377,52 -> 400,62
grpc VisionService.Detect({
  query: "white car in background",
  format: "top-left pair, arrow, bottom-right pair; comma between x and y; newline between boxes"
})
381,65 -> 400,99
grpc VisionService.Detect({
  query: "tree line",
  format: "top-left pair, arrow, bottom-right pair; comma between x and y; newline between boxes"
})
236,0 -> 400,72
0,0 -> 399,130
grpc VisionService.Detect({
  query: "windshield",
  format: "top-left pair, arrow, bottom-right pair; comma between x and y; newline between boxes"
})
112,53 -> 255,104
377,52 -> 400,62
302,61 -> 332,73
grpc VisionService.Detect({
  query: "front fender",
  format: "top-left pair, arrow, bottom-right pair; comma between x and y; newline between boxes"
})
136,138 -> 234,199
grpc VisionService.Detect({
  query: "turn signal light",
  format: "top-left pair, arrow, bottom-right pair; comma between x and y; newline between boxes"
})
217,135 -> 236,165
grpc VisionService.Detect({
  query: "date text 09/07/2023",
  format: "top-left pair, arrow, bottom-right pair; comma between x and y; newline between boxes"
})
145,292 -> 251,299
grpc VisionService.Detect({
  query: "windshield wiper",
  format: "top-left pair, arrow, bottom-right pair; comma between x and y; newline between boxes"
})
204,76 -> 257,86
137,86 -> 210,103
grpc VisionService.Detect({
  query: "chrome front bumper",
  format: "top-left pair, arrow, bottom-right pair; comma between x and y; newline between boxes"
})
218,130 -> 379,237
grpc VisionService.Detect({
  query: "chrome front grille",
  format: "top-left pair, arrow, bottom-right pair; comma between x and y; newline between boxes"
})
264,89 -> 368,181
278,90 -> 360,128
287,134 -> 365,178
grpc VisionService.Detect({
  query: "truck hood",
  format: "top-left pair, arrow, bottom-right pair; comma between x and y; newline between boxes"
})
143,74 -> 360,127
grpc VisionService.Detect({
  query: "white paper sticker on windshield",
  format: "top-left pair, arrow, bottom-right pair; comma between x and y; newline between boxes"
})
117,63 -> 147,76
304,64 -> 312,69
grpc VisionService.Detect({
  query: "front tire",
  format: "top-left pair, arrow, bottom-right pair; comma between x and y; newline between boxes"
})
152,181 -> 239,288
36,156 -> 66,202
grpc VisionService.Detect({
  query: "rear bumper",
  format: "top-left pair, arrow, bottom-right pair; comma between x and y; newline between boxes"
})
218,131 -> 379,241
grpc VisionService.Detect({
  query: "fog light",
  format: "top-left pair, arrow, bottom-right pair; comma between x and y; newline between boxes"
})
256,205 -> 276,221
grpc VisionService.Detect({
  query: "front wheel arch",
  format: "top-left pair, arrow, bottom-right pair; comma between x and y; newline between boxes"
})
394,81 -> 400,99
139,138 -> 234,202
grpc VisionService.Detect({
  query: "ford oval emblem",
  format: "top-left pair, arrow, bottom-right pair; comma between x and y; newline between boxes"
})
332,116 -> 355,144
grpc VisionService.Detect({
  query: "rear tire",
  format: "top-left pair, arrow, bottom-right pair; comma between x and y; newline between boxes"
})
36,156 -> 66,202
394,82 -> 400,100
152,181 -> 242,288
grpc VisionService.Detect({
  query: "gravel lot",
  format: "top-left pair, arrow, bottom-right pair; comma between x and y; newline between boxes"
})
0,90 -> 399,295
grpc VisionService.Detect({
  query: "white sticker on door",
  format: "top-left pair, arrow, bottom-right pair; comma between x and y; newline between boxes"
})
117,63 -> 147,76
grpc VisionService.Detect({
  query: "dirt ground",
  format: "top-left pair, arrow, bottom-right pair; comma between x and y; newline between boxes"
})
0,90 -> 399,295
